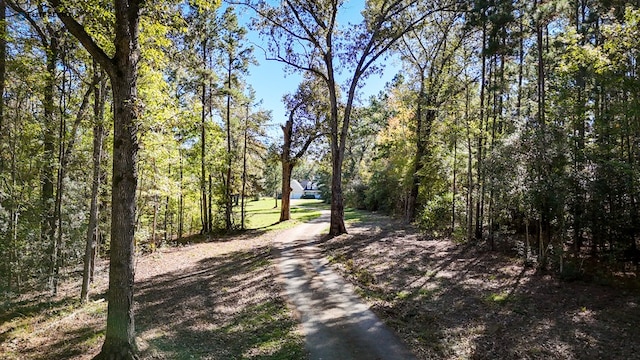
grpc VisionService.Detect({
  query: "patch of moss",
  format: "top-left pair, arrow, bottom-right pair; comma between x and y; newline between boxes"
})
482,291 -> 515,305
396,290 -> 411,300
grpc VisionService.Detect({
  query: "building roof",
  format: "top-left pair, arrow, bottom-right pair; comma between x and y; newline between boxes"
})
290,180 -> 305,192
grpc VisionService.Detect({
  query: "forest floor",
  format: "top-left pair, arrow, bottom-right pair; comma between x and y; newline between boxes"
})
2,202 -> 640,359
322,212 -> 640,360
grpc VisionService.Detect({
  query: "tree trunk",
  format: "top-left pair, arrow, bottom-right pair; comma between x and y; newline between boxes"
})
44,36 -> 58,293
178,148 -> 184,241
0,0 -> 6,290
329,119 -> 347,235
535,4 -> 548,269
206,174 -> 211,232
572,3 -> 587,254
280,115 -> 293,222
240,106 -> 249,230
164,164 -> 170,244
95,73 -> 140,360
475,21 -> 487,241
463,58 -> 474,242
10,209 -> 17,293
7,111 -> 16,292
517,15 -> 524,120
487,55 -> 499,251
94,0 -> 142,355
407,72 -> 425,221
280,162 -> 294,222
329,155 -> 347,235
164,196 -> 169,244
152,194 -> 157,248
0,0 -> 5,173
53,54 -> 95,295
82,66 -> 105,303
452,115 -> 457,233
200,43 -> 209,234
224,61 -> 233,232
52,56 -> 68,296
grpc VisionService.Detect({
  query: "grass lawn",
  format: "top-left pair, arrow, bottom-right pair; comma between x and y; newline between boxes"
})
242,198 -> 327,230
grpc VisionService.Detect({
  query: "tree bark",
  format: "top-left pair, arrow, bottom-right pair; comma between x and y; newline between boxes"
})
465,66 -> 474,242
329,148 -> 347,235
96,70 -> 140,360
327,48 -> 348,236
535,0 -> 549,269
208,173 -> 213,232
452,114 -> 457,232
152,194 -> 158,247
280,116 -> 293,222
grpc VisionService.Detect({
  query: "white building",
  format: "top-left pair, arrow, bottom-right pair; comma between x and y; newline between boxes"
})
290,180 -> 305,199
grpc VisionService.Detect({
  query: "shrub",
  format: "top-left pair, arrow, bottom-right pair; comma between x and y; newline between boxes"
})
417,192 -> 452,232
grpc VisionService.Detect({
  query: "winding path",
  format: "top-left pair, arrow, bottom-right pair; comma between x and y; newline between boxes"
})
275,211 -> 416,360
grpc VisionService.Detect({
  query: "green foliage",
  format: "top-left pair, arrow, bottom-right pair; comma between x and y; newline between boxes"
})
417,192 -> 453,233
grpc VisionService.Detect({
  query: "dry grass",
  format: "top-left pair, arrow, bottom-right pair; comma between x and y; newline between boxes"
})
0,230 -> 305,360
321,212 -> 640,360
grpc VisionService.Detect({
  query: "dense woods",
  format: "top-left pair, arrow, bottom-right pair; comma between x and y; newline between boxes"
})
1,0 -> 640,358
345,0 -> 640,274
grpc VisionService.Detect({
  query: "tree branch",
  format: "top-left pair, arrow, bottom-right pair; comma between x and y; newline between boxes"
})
5,0 -> 49,47
293,132 -> 323,161
47,0 -> 116,77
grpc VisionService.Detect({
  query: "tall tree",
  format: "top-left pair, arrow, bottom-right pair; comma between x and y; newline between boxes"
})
399,11 -> 465,221
81,64 -> 107,303
52,53 -> 99,294
280,78 -> 325,222
239,93 -> 269,229
6,0 -> 65,293
0,0 -> 6,289
217,6 -> 254,232
0,0 -> 5,174
245,0 -> 454,236
49,0 -> 144,356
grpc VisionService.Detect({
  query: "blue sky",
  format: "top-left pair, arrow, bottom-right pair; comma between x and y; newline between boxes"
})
238,1 -> 401,136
